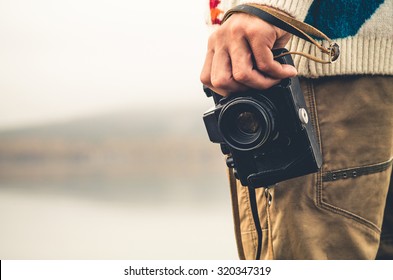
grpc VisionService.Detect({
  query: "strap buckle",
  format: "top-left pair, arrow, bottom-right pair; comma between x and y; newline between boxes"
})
328,43 -> 340,63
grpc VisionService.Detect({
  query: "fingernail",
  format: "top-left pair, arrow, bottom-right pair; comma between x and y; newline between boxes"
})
286,65 -> 298,76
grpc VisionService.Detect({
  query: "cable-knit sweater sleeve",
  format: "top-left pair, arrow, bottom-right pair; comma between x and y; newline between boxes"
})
237,0 -> 313,20
206,1 -> 393,77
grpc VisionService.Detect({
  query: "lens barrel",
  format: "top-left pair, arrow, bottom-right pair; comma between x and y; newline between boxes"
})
218,97 -> 276,151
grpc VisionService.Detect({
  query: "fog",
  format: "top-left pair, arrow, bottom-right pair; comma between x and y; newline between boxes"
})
0,0 -> 209,129
0,1 -> 238,259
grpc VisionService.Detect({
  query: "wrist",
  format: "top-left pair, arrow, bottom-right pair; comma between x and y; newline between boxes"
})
222,6 -> 291,43
245,4 -> 292,40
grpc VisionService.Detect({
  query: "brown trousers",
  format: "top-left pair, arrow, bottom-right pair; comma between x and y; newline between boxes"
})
229,76 -> 393,260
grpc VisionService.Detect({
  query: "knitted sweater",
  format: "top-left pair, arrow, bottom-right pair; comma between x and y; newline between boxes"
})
208,0 -> 393,77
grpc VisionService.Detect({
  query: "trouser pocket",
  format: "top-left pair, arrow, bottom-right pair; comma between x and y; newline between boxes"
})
319,161 -> 392,232
310,75 -> 393,233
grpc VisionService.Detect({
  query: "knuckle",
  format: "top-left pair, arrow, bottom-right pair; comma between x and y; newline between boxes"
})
200,68 -> 213,85
200,73 -> 210,85
245,25 -> 261,38
255,60 -> 270,72
207,32 -> 218,48
211,76 -> 230,89
228,22 -> 245,37
232,70 -> 249,83
208,32 -> 228,51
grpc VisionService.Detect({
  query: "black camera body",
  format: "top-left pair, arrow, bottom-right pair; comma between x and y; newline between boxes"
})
203,49 -> 322,188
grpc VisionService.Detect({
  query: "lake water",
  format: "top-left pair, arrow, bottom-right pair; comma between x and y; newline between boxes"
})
0,173 -> 238,260
0,108 -> 239,259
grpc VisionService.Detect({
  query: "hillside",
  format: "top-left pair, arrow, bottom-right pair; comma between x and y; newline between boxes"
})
0,106 -> 228,202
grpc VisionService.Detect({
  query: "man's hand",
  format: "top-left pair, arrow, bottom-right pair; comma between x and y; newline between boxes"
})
200,13 -> 297,96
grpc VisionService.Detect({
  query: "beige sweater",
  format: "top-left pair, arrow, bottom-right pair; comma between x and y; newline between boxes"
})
208,0 -> 393,77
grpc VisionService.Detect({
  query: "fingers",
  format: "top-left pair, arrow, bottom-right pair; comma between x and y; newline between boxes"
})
211,49 -> 248,93
200,46 -> 247,96
200,44 -> 287,96
249,43 -> 297,79
230,38 -> 283,90
200,50 -> 214,88
200,13 -> 297,96
243,17 -> 297,79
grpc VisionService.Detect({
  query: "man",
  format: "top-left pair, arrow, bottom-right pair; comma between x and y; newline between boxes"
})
200,0 -> 393,259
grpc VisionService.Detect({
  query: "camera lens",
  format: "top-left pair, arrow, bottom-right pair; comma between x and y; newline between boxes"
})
236,112 -> 260,134
218,97 -> 276,151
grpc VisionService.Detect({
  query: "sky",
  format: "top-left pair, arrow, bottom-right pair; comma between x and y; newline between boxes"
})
0,0 -> 210,129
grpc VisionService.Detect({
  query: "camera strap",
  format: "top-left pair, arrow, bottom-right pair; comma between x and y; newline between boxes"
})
248,187 -> 263,260
222,4 -> 340,64
247,187 -> 274,260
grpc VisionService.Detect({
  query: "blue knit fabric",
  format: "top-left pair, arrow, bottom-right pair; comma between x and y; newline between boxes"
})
304,0 -> 384,39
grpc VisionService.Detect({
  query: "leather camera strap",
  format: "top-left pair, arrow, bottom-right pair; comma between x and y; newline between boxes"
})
222,4 -> 340,64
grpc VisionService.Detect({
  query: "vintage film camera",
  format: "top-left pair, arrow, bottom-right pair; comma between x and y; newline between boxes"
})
203,49 -> 322,188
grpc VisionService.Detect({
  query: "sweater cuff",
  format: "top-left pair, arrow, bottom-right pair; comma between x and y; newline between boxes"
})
238,0 -> 313,20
